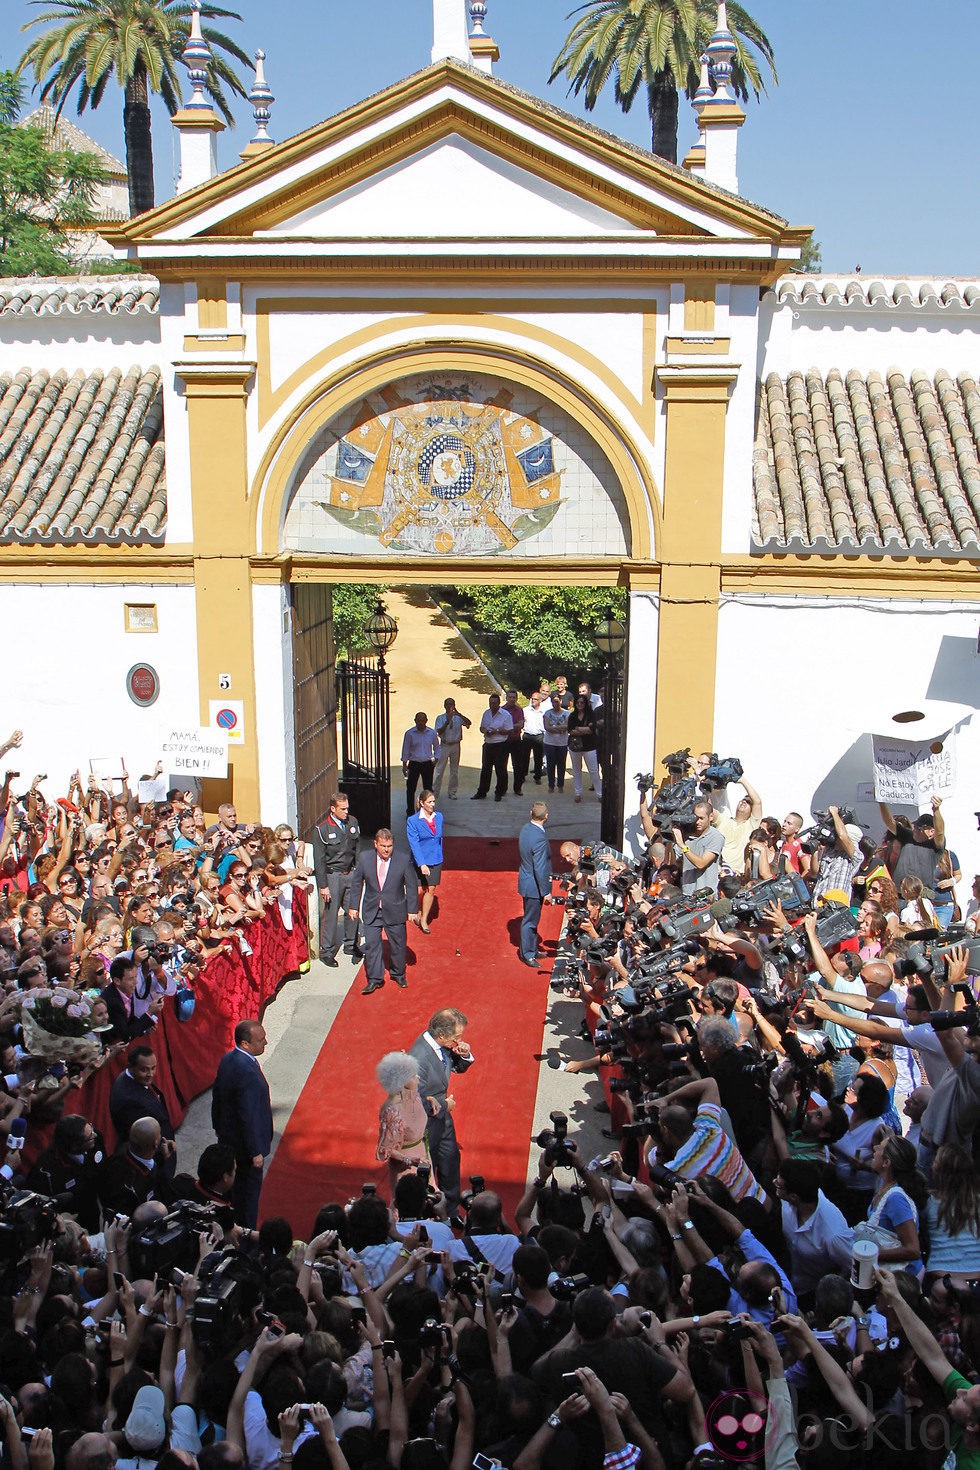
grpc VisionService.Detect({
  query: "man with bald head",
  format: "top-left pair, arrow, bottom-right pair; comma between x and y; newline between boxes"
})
66,1432 -> 116,1470
96,1116 -> 171,1217
212,1019 -> 273,1226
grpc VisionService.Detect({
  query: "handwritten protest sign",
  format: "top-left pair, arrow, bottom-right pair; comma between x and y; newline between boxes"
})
871,730 -> 956,806
160,727 -> 229,778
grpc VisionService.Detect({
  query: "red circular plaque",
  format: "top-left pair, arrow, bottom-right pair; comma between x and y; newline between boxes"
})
127,663 -> 160,707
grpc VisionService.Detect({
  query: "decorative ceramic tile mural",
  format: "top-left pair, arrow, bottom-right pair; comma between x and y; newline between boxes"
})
282,374 -> 631,558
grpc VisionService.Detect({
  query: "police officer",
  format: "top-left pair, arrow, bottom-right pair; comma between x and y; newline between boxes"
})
312,792 -> 361,966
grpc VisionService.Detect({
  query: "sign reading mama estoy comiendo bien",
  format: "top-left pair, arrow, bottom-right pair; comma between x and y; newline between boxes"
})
160,727 -> 229,777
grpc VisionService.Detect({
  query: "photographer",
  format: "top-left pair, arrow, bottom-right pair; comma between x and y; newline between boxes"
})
673,804 -> 724,898
531,1286 -> 693,1461
647,1075 -> 767,1205
695,1017 -> 776,1171
713,777 -> 763,873
810,806 -> 862,903
917,945 -> 980,1179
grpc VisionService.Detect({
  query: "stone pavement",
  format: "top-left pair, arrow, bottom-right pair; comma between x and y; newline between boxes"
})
385,587 -> 602,845
175,587 -> 608,1201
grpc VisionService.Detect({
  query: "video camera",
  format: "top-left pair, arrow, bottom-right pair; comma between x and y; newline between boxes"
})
646,775 -> 700,835
191,1249 -> 265,1353
0,1189 -> 60,1264
699,755 -> 744,791
931,983 -> 980,1038
895,931 -> 980,983
774,902 -> 859,965
130,1200 -> 235,1283
797,807 -> 856,855
730,873 -> 812,924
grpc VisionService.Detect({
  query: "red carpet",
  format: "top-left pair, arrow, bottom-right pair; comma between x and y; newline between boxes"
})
261,837 -> 566,1236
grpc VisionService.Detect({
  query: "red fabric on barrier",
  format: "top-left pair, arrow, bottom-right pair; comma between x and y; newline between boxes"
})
21,890 -> 309,1168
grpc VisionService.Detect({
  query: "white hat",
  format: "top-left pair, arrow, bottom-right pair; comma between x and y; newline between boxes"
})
845,824 -> 863,844
125,1385 -> 167,1453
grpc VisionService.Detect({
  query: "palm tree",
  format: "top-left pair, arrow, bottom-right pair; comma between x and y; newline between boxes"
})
19,0 -> 251,217
550,0 -> 777,166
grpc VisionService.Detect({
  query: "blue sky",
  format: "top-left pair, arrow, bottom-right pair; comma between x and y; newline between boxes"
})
0,0 -> 974,277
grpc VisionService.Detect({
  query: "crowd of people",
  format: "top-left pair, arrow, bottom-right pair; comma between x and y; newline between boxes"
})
400,677 -> 605,812
0,733 -> 979,1470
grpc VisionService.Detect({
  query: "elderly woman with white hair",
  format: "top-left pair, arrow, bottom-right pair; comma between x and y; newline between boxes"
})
375,1050 -> 429,1192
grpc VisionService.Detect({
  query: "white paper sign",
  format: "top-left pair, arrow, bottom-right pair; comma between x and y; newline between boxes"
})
137,776 -> 168,803
160,727 -> 229,777
871,730 -> 956,805
89,756 -> 126,783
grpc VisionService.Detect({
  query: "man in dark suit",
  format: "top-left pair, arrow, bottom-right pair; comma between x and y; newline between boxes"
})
109,1045 -> 176,1161
211,1019 -> 274,1227
96,1117 -> 172,1217
347,828 -> 419,995
409,1007 -> 474,1213
518,801 -> 553,967
312,792 -> 361,966
102,956 -> 163,1043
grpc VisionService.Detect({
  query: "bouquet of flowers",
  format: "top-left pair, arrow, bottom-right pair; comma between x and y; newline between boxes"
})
19,988 -> 103,1067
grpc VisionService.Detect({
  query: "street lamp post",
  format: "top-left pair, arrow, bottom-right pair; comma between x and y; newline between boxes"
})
595,609 -> 627,847
364,599 -> 399,670
337,598 -> 398,834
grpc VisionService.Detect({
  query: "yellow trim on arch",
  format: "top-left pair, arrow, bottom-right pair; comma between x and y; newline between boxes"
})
254,304 -> 650,433
250,345 -> 660,563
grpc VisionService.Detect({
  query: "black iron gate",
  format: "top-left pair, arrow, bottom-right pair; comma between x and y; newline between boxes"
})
599,654 -> 627,848
337,656 -> 391,835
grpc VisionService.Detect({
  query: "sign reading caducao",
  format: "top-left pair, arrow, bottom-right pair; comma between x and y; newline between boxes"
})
161,727 -> 229,777
871,730 -> 956,806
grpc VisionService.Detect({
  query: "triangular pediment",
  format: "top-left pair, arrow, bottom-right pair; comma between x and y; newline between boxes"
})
260,136 -> 648,239
118,62 -> 795,252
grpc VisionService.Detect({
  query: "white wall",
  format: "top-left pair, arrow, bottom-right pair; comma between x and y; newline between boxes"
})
2,583 -> 198,792
714,595 -> 980,901
622,589 -> 659,858
0,313 -> 160,373
252,582 -> 296,827
759,293 -> 980,380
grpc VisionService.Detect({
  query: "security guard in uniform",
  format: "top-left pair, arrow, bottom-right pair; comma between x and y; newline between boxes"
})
312,792 -> 361,966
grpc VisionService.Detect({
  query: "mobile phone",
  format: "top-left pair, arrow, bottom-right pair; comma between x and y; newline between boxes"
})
381,1340 -> 396,1360
112,1271 -> 124,1291
479,1262 -> 493,1279
418,1224 -> 429,1245
349,1305 -> 367,1327
500,1292 -> 515,1311
473,1456 -> 498,1470
426,1251 -> 442,1263
561,1372 -> 579,1393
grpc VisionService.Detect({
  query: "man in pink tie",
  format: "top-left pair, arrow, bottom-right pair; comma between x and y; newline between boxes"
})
348,829 -> 420,995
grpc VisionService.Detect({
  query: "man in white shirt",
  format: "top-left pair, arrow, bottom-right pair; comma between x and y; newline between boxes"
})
471,694 -> 512,803
520,691 -> 546,789
433,697 -> 471,800
775,1158 -> 851,1296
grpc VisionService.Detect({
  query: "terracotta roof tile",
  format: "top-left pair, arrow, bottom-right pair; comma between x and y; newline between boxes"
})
0,276 -> 158,317
754,369 -> 980,556
0,367 -> 166,545
770,275 -> 980,312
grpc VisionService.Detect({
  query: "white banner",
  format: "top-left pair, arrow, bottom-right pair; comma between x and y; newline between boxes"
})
160,727 -> 229,778
871,729 -> 956,806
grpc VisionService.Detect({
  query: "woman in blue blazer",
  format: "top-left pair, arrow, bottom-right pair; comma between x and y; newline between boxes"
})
406,789 -> 444,933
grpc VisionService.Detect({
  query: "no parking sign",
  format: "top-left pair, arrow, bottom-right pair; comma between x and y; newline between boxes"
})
209,699 -> 245,745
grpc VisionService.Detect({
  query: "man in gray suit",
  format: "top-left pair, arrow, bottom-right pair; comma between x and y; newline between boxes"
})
348,829 -> 420,994
409,1006 -> 474,1212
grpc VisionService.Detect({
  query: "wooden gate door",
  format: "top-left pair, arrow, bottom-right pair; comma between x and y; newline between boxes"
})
291,583 -> 338,837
